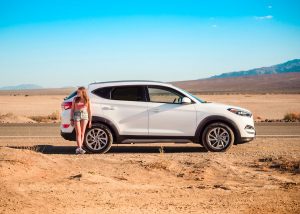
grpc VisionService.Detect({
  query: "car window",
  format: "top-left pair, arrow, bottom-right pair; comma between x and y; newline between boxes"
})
64,91 -> 77,100
148,86 -> 184,104
111,86 -> 145,102
181,89 -> 206,103
92,87 -> 112,99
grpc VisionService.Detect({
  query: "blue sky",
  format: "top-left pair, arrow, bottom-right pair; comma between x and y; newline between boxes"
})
0,0 -> 300,88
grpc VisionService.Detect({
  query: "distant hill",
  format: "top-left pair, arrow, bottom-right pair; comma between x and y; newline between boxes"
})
0,84 -> 43,90
210,59 -> 300,79
0,88 -> 75,96
173,72 -> 300,93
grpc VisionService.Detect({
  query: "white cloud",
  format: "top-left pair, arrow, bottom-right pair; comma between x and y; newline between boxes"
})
268,5 -> 272,9
255,15 -> 273,20
211,24 -> 217,28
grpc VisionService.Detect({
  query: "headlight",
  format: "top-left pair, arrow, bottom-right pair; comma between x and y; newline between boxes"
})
227,108 -> 252,117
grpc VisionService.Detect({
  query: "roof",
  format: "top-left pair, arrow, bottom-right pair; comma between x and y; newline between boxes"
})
88,80 -> 173,92
89,80 -> 165,85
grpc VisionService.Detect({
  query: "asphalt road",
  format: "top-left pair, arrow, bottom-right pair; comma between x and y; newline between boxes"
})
0,122 -> 299,137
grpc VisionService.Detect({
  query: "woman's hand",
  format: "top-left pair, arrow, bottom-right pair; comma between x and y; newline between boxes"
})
88,121 -> 92,128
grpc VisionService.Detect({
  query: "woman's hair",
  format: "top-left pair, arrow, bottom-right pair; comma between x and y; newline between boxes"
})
75,87 -> 89,104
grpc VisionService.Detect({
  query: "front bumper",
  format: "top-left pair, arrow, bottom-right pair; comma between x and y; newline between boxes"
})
240,136 -> 255,143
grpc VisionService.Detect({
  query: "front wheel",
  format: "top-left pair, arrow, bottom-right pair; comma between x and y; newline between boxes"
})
84,124 -> 113,153
202,123 -> 234,152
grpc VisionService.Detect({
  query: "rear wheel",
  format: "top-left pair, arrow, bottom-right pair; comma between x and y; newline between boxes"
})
202,123 -> 234,152
84,124 -> 113,153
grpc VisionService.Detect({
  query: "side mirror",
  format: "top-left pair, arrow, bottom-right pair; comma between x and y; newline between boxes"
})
181,97 -> 192,104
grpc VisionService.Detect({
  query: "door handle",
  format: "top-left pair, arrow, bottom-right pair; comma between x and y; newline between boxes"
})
102,106 -> 115,110
151,108 -> 160,113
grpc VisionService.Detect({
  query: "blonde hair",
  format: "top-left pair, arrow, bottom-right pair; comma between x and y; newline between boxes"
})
75,87 -> 89,104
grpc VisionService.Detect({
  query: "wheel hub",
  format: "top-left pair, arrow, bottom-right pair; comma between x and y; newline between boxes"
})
207,127 -> 230,149
85,128 -> 108,151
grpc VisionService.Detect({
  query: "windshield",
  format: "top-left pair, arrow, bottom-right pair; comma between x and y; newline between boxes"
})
181,89 -> 206,103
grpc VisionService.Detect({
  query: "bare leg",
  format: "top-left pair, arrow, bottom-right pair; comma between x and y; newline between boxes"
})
74,121 -> 82,148
80,119 -> 88,147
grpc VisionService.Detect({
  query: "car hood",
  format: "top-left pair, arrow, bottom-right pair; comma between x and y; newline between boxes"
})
195,102 -> 252,113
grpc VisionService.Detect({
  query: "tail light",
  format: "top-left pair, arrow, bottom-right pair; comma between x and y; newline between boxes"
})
62,124 -> 70,128
61,102 -> 72,110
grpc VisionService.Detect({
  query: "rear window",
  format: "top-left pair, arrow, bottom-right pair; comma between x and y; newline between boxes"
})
111,86 -> 145,102
64,91 -> 77,100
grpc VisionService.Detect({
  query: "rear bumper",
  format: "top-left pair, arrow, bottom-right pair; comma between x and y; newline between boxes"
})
61,130 -> 76,141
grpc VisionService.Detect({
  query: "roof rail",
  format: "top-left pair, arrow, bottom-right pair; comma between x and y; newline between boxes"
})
89,80 -> 166,85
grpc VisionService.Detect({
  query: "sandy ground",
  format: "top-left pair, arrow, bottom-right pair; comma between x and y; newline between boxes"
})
0,94 -> 300,122
0,138 -> 299,214
0,95 -> 65,117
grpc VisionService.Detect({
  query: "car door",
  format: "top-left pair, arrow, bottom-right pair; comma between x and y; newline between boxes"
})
94,85 -> 149,136
147,85 -> 197,136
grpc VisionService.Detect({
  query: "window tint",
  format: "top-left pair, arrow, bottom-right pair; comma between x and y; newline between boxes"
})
111,86 -> 145,101
148,87 -> 184,104
92,87 -> 112,99
64,91 -> 77,100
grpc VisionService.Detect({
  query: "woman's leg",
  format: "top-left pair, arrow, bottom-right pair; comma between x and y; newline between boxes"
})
80,119 -> 88,147
74,121 -> 82,148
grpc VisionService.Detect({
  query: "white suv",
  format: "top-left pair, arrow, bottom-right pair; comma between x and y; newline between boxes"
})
61,81 -> 255,153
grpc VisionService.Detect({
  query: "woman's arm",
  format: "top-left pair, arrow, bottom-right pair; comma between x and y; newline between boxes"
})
88,100 -> 92,128
70,100 -> 75,126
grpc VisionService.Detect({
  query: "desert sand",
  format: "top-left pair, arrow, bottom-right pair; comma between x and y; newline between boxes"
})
199,94 -> 300,120
1,94 -> 300,122
0,137 -> 299,213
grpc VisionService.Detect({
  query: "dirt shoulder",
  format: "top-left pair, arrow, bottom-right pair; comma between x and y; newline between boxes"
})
0,138 -> 299,214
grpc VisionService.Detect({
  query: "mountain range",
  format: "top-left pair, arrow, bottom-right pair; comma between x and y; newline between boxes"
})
0,84 -> 43,90
210,59 -> 300,79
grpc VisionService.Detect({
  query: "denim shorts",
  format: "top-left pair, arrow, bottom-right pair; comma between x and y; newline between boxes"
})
73,110 -> 89,121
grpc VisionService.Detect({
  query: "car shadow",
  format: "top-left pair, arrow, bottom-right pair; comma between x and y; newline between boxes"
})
7,144 -> 207,154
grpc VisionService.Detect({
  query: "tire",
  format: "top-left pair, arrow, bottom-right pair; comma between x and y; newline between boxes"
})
83,124 -> 113,154
201,122 -> 234,152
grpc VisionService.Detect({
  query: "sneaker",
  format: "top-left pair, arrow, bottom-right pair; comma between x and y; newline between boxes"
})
75,148 -> 80,154
79,148 -> 86,154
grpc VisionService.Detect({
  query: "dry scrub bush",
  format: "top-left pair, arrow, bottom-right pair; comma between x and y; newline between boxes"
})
283,112 -> 300,121
29,110 -> 60,122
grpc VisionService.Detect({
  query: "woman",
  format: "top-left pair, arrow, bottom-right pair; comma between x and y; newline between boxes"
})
70,87 -> 92,154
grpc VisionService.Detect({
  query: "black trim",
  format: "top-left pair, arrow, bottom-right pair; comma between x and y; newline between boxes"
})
118,135 -> 195,143
195,115 -> 242,144
239,137 -> 255,143
60,130 -> 76,141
